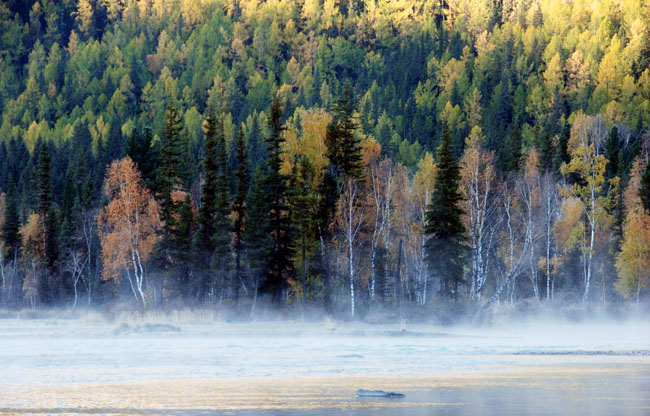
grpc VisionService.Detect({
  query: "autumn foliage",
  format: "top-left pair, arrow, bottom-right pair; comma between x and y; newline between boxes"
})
98,157 -> 160,305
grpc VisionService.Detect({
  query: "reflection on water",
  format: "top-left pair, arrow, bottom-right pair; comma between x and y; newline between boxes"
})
1,319 -> 649,415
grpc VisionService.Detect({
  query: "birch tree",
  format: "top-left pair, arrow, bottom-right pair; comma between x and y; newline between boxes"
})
337,177 -> 366,318
98,157 -> 161,306
460,126 -> 498,301
560,115 -> 615,302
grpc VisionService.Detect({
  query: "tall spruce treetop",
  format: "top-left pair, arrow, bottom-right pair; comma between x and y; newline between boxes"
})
263,97 -> 294,302
233,128 -> 250,303
197,108 -> 219,254
211,111 -> 232,281
326,84 -> 363,180
233,128 -> 250,251
157,104 -> 185,232
424,124 -> 467,302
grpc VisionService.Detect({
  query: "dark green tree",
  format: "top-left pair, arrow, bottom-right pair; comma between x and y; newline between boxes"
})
154,104 -> 185,302
288,156 -> 317,306
195,109 -> 219,300
2,181 -> 21,259
211,113 -> 233,302
232,128 -> 249,305
262,97 -> 294,303
326,84 -> 363,180
501,125 -> 522,173
175,195 -> 195,299
316,84 -> 363,310
424,124 -> 467,302
37,142 -> 52,215
244,165 -> 272,309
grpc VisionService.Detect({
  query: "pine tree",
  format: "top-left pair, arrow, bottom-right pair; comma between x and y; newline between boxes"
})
211,113 -> 232,302
501,125 -> 522,173
2,181 -> 21,259
317,85 -> 363,310
263,97 -> 294,303
288,156 -> 317,305
175,195 -> 195,299
197,110 -> 218,255
244,165 -> 272,309
326,84 -> 363,180
37,142 -> 52,215
534,125 -> 553,172
44,205 -> 59,287
154,104 -> 185,299
424,124 -> 467,302
232,128 -> 249,305
125,127 -> 156,185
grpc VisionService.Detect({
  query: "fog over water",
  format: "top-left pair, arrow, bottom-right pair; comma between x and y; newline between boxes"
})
1,315 -> 649,415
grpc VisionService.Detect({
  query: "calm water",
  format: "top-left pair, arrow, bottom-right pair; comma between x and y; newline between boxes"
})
1,318 -> 649,415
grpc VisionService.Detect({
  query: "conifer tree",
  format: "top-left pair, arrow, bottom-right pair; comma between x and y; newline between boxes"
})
211,113 -> 232,301
154,104 -> 185,298
232,128 -> 249,304
197,110 -> 218,257
244,165 -> 272,309
317,85 -> 363,310
424,124 -> 467,302
501,126 -> 522,173
288,156 -> 317,305
263,97 -> 294,303
175,195 -> 195,299
2,181 -> 21,259
37,142 -> 52,216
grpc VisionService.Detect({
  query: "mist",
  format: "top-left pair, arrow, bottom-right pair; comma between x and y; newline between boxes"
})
1,308 -> 649,415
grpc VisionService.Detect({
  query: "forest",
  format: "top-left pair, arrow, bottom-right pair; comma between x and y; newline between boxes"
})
0,0 -> 649,319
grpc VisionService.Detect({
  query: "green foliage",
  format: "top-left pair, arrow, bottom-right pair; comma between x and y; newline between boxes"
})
2,181 -> 21,258
424,125 -> 467,302
262,97 -> 293,302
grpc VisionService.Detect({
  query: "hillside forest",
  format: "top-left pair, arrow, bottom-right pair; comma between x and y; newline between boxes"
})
0,0 -> 649,318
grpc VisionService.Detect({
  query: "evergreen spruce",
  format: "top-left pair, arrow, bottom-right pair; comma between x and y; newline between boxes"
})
211,114 -> 233,301
501,125 -> 522,173
288,156 -> 317,306
424,124 -> 467,302
244,165 -> 272,308
2,181 -> 21,259
37,142 -> 52,215
197,111 -> 219,254
175,196 -> 195,299
262,98 -> 294,303
326,84 -> 363,180
232,128 -> 250,304
154,104 -> 185,300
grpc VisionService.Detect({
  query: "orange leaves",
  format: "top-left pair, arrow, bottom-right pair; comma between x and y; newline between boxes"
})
98,157 -> 160,284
